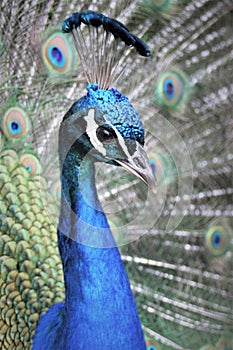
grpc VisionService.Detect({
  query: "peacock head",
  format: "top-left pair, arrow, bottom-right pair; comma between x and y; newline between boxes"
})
59,84 -> 156,191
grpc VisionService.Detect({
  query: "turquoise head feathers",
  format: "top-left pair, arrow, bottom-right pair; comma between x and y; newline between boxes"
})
64,84 -> 145,146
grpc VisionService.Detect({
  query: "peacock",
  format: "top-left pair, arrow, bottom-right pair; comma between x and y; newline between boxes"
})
0,1 -> 232,350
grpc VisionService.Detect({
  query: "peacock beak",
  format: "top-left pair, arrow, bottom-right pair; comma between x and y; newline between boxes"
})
115,143 -> 157,193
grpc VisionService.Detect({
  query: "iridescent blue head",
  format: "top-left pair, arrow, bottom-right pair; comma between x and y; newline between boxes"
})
65,84 -> 144,144
60,84 -> 156,190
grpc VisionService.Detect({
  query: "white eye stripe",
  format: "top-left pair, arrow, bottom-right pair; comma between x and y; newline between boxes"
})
112,130 -> 147,171
83,108 -> 140,161
101,119 -> 132,159
84,109 -> 106,156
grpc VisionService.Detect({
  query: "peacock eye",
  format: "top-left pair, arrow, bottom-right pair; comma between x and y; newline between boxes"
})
96,126 -> 117,144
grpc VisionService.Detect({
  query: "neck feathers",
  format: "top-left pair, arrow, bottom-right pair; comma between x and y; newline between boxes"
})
56,143 -> 146,349
58,149 -> 115,247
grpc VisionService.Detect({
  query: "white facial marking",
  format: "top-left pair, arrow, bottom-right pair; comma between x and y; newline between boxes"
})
110,125 -> 131,159
84,108 -> 142,164
108,123 -> 143,165
84,109 -> 106,156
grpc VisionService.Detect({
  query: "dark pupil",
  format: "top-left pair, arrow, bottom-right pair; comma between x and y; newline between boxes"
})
52,47 -> 62,63
11,121 -> 19,130
166,82 -> 174,95
150,160 -> 156,175
101,129 -> 111,140
97,126 -> 115,143
214,234 -> 220,245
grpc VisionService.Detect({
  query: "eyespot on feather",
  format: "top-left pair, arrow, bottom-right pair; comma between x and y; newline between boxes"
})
151,0 -> 174,10
149,152 -> 166,184
154,70 -> 191,111
146,338 -> 161,350
148,149 -> 175,187
51,179 -> 62,205
216,337 -> 233,350
41,32 -> 73,75
141,0 -> 178,20
19,154 -> 41,175
205,225 -> 230,257
199,346 -> 216,350
2,107 -> 30,141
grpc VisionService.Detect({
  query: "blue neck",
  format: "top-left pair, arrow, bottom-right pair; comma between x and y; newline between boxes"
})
59,151 -> 115,246
56,150 -> 146,349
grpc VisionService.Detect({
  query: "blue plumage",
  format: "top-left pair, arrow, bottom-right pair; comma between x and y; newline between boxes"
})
32,42 -> 154,347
